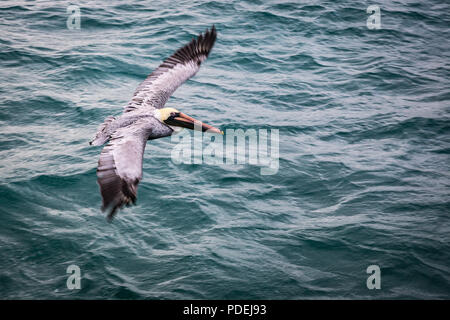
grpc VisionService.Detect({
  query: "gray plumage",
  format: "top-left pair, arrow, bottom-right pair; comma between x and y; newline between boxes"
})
125,25 -> 217,113
90,26 -> 217,219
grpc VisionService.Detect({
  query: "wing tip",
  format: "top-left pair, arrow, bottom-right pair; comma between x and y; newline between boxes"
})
171,25 -> 217,65
101,191 -> 137,221
97,166 -> 139,221
101,187 -> 138,219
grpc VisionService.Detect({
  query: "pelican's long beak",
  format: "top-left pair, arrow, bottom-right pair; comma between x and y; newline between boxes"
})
165,112 -> 223,134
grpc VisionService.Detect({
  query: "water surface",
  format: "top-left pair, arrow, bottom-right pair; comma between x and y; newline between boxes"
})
0,0 -> 449,299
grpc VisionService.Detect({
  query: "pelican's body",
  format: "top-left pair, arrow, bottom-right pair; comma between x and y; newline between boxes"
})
90,26 -> 220,219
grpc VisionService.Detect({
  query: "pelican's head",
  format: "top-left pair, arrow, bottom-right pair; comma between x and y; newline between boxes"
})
155,107 -> 223,134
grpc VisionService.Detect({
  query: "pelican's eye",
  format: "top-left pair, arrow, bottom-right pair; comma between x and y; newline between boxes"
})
168,112 -> 180,120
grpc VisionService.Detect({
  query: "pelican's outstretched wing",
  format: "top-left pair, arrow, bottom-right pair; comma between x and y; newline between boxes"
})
96,120 -> 151,219
124,25 -> 217,113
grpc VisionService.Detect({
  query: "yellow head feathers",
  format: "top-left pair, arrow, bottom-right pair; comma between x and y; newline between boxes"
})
155,107 -> 179,122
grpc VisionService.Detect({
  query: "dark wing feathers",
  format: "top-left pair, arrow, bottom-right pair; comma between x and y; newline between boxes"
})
97,121 -> 150,220
125,25 -> 217,112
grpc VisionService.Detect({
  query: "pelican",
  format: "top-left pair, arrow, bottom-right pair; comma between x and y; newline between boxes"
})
90,26 -> 221,220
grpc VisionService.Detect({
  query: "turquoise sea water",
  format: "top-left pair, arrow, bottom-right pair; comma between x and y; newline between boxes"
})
0,0 -> 449,299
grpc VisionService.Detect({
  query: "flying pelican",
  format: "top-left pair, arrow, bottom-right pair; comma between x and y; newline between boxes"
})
90,26 -> 221,220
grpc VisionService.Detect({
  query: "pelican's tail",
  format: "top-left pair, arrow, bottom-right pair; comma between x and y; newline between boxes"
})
89,116 -> 115,146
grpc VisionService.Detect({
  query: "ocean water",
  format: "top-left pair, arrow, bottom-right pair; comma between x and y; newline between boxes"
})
0,0 -> 449,299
